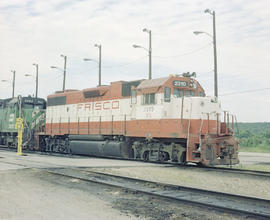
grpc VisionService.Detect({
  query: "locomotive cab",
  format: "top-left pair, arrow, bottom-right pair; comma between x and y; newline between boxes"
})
134,73 -> 239,165
163,74 -> 239,166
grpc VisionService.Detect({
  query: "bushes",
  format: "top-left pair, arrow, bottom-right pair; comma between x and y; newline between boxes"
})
235,123 -> 270,152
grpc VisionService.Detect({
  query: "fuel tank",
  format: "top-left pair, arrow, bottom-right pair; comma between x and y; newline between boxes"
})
70,139 -> 132,159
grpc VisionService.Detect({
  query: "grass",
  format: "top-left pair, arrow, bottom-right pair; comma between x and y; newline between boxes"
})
235,145 -> 270,172
233,163 -> 270,172
239,145 -> 270,153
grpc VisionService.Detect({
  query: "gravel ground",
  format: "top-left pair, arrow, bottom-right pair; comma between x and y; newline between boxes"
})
0,150 -> 269,219
0,169 -> 139,220
0,168 -> 247,220
89,165 -> 270,200
238,152 -> 270,166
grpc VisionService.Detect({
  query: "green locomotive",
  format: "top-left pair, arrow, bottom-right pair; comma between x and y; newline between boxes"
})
0,96 -> 46,149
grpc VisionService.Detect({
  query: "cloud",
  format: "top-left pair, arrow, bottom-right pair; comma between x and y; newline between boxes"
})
0,0 -> 269,121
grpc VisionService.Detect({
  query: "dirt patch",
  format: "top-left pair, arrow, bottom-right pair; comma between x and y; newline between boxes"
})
112,188 -> 249,220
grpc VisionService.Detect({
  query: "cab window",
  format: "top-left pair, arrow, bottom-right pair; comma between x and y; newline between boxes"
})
131,89 -> 137,104
185,90 -> 195,97
23,103 -> 34,109
198,92 -> 205,97
173,89 -> 184,98
143,93 -> 155,105
164,87 -> 171,102
34,104 -> 45,109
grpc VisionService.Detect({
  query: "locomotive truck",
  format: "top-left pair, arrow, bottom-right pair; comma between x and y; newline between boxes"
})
37,73 -> 239,166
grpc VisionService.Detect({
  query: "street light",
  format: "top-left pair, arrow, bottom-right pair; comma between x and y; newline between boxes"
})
83,58 -> 93,62
61,55 -> 67,91
32,63 -> 39,98
24,73 -> 35,95
194,9 -> 218,98
50,54 -> 67,92
1,70 -> 16,98
25,66 -> 38,98
94,44 -> 102,87
50,66 -> 63,91
133,28 -> 152,79
11,70 -> 15,98
50,66 -> 60,69
193,31 -> 212,38
132,44 -> 148,51
83,58 -> 101,87
143,28 -> 152,80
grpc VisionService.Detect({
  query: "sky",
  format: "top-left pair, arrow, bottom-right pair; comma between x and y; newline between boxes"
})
0,0 -> 269,122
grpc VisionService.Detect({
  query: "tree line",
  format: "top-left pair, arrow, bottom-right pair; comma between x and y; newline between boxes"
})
235,122 -> 270,151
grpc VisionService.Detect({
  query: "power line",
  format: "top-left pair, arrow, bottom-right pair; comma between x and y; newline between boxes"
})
64,55 -> 149,69
220,87 -> 270,96
102,56 -> 148,68
153,42 -> 212,59
67,43 -> 211,68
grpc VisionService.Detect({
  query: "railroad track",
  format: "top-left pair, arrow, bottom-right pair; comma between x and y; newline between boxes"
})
180,164 -> 270,178
44,167 -> 270,219
1,145 -> 270,179
1,149 -> 270,218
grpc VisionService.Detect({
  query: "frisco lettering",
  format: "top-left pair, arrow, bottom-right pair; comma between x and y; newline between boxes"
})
77,100 -> 120,111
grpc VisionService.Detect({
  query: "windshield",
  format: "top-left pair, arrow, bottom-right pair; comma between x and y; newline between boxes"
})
173,89 -> 184,98
173,89 -> 196,97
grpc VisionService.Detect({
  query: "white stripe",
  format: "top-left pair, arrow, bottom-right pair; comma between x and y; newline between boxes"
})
46,96 -> 222,123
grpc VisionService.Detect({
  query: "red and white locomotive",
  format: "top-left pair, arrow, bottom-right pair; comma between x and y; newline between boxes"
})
38,73 -> 239,166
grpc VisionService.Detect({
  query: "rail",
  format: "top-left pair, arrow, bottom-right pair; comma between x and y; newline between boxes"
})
45,168 -> 270,219
1,146 -> 269,179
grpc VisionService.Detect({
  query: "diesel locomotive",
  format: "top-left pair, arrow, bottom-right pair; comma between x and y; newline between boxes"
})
0,96 -> 46,149
35,73 -> 239,166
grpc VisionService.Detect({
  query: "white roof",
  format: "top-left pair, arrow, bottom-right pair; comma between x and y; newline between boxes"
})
137,77 -> 170,89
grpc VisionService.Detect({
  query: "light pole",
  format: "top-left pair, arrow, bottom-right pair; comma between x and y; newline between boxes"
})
33,63 -> 38,98
1,70 -> 16,98
133,28 -> 152,80
50,66 -> 63,92
11,70 -> 15,98
94,44 -> 102,87
143,28 -> 152,80
51,55 -> 67,92
194,9 -> 218,98
61,55 -> 67,91
25,63 -> 39,98
83,58 -> 100,86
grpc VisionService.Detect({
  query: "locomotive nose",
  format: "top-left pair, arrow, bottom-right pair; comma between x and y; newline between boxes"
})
200,134 -> 239,166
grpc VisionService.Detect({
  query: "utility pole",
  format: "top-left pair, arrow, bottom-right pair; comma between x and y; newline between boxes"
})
143,28 -> 152,80
205,9 -> 218,97
194,9 -> 218,98
33,63 -> 39,98
11,70 -> 15,98
147,30 -> 152,80
212,11 -> 218,98
98,45 -> 101,86
133,28 -> 152,80
94,44 -> 102,86
61,55 -> 67,91
149,30 -> 152,80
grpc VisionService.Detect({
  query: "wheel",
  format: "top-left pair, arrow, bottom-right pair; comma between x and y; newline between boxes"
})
142,151 -> 149,161
158,151 -> 169,162
179,152 -> 186,164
